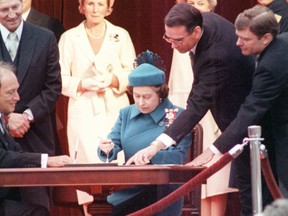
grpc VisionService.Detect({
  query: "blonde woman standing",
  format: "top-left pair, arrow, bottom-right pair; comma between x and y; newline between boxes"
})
58,0 -> 135,214
59,0 -> 135,164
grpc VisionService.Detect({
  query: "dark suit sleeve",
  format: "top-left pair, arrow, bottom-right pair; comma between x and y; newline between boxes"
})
27,8 -> 64,42
213,67 -> 280,153
50,18 -> 65,42
164,56 -> 231,144
0,138 -> 42,168
0,150 -> 41,168
151,132 -> 192,164
26,31 -> 61,121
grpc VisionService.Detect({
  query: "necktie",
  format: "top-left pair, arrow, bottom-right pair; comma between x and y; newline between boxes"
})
0,115 -> 9,148
6,32 -> 18,61
255,55 -> 260,69
0,114 -> 8,135
189,51 -> 195,70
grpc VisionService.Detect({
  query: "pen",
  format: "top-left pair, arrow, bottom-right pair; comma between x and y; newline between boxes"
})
73,137 -> 79,164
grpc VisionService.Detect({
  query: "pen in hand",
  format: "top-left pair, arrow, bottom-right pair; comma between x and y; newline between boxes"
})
73,137 -> 79,164
98,136 -> 114,163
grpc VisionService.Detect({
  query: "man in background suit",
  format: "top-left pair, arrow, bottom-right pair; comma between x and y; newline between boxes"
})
22,0 -> 65,155
0,0 -> 62,211
257,0 -> 288,33
0,61 -> 72,216
22,0 -> 64,41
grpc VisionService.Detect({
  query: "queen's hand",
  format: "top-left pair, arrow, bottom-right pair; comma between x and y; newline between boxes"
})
99,138 -> 115,163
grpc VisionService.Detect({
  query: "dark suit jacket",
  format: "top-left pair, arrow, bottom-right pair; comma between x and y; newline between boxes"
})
26,7 -> 64,41
0,129 -> 43,204
25,7 -> 65,155
0,128 -> 51,211
0,22 -> 62,156
267,0 -> 288,33
0,129 -> 41,169
164,12 -> 255,144
214,32 -> 288,190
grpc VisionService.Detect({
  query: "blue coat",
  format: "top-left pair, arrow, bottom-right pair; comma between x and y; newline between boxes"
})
98,98 -> 191,164
98,98 -> 192,216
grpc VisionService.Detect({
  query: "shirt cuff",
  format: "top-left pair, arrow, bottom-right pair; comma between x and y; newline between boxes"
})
209,144 -> 222,155
24,109 -> 34,122
41,154 -> 48,168
156,133 -> 176,148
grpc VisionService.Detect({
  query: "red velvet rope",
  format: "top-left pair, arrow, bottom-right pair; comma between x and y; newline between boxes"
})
261,157 -> 283,199
128,148 -> 282,216
128,152 -> 234,216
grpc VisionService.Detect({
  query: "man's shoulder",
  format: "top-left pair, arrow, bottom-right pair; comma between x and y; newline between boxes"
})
202,12 -> 231,24
278,32 -> 288,41
24,21 -> 54,37
28,7 -> 58,24
27,8 -> 64,32
202,12 -> 235,34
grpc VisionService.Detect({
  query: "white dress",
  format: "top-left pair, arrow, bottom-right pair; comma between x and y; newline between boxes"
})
59,20 -> 136,164
168,49 -> 238,198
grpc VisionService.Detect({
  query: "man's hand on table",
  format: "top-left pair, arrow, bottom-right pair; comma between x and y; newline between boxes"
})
47,155 -> 73,167
185,148 -> 215,166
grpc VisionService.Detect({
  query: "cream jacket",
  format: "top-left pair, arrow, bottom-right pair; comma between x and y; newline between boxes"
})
59,20 -> 135,163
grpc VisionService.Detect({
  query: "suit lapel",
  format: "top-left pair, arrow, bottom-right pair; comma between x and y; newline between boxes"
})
0,132 -> 9,149
17,22 -> 37,85
0,32 -> 13,63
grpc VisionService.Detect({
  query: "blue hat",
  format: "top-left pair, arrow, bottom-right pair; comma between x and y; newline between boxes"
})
129,63 -> 165,86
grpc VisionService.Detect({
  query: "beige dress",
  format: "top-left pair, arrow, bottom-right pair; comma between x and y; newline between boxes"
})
168,49 -> 238,198
59,20 -> 135,164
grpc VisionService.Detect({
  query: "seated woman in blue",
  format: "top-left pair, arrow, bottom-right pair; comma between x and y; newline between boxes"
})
98,51 -> 192,216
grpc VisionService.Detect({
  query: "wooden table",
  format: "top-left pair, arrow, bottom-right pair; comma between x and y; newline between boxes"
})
0,164 -> 205,215
0,164 -> 204,187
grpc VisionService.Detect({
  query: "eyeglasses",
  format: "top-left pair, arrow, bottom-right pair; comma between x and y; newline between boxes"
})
163,33 -> 191,46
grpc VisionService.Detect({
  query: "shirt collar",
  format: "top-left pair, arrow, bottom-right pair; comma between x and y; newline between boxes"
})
0,19 -> 24,42
190,29 -> 203,55
130,98 -> 174,123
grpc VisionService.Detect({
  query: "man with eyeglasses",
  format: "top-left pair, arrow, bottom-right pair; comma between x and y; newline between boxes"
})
127,3 -> 266,215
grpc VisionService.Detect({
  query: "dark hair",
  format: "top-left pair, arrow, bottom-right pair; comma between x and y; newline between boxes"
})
133,50 -> 166,73
127,83 -> 169,99
165,3 -> 203,33
235,5 -> 279,39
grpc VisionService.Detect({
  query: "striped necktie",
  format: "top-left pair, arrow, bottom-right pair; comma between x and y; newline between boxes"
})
0,115 -> 9,148
0,115 -> 8,135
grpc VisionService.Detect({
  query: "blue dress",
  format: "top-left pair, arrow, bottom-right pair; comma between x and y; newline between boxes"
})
98,98 -> 192,216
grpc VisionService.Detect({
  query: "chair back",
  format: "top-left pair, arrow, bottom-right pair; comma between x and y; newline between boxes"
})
182,123 -> 203,216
